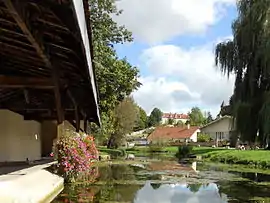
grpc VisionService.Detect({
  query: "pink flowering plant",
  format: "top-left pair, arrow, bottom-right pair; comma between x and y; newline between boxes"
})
55,130 -> 99,182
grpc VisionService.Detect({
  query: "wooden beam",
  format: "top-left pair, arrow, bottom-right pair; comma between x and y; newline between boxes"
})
0,75 -> 54,89
4,108 -> 75,111
3,0 -> 64,123
24,114 -> 82,121
67,90 -> 80,132
3,1 -> 51,68
52,66 -> 64,124
84,117 -> 88,133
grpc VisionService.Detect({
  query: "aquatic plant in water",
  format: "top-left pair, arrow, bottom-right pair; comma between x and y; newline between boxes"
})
175,146 -> 193,160
54,130 -> 99,182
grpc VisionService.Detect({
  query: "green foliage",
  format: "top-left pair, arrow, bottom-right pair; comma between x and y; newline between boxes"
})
214,1 -> 270,145
203,150 -> 270,169
148,108 -> 163,127
134,106 -> 148,131
187,184 -> 202,193
148,139 -> 168,153
175,146 -> 193,159
89,0 -> 141,142
188,107 -> 205,126
107,97 -> 138,148
167,118 -> 174,125
197,134 -> 211,142
98,147 -> 126,158
174,120 -> 184,127
205,112 -> 213,124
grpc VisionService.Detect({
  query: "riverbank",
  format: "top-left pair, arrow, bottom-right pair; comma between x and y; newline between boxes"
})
202,149 -> 270,168
120,146 -> 270,169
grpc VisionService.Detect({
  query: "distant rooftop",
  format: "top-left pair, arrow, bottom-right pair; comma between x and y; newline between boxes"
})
162,113 -> 189,119
148,126 -> 199,141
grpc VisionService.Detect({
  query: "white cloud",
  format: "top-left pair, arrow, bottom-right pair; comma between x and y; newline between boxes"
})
115,0 -> 235,44
134,182 -> 228,203
133,42 -> 235,116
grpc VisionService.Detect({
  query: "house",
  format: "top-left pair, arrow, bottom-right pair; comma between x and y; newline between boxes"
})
147,125 -> 200,143
161,113 -> 189,124
200,116 -> 233,141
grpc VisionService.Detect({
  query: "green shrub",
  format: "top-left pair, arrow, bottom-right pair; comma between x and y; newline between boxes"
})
197,134 -> 211,142
175,146 -> 193,159
98,148 -> 126,158
148,139 -> 168,153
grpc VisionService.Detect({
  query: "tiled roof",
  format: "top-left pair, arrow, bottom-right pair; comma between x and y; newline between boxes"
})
147,126 -> 199,141
162,113 -> 189,119
200,115 -> 232,129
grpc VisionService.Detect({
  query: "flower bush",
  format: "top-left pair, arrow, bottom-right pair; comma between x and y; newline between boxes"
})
54,130 -> 99,182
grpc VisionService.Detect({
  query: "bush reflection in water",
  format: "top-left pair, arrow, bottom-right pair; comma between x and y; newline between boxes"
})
53,161 -> 270,203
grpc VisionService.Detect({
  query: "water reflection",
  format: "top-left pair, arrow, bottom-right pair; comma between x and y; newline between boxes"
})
53,160 -> 270,203
134,182 -> 228,203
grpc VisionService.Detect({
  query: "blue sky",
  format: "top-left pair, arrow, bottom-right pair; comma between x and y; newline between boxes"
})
114,0 -> 237,116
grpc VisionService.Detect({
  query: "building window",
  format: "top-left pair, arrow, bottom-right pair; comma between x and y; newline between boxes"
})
216,132 -> 224,140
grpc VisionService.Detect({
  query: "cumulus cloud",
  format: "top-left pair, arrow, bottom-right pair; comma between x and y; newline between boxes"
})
115,0 -> 236,44
132,42 -> 235,116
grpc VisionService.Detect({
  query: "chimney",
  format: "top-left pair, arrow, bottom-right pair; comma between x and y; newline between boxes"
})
187,123 -> 190,129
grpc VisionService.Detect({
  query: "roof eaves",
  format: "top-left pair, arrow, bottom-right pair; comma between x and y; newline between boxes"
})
200,115 -> 232,129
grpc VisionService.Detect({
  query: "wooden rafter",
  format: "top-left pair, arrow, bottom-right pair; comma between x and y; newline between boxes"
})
0,75 -> 54,89
67,90 -> 80,132
3,0 -> 64,123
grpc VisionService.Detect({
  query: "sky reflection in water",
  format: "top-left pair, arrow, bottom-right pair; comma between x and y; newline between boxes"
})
134,181 -> 228,203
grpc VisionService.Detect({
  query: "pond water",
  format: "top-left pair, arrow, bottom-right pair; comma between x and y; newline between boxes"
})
52,159 -> 270,203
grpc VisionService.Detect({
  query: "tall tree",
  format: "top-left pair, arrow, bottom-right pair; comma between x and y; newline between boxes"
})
206,111 -> 213,124
148,108 -> 163,127
167,118 -> 174,125
89,0 -> 141,141
134,106 -> 148,131
215,1 -> 270,146
174,120 -> 184,127
188,107 -> 205,126
187,184 -> 202,193
107,97 -> 138,148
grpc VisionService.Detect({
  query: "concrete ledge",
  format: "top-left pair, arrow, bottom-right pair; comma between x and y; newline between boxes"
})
0,169 -> 64,203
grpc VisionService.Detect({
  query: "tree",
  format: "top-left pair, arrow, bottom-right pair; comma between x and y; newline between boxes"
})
134,106 -> 148,131
215,1 -> 270,146
187,184 -> 202,193
174,120 -> 184,127
148,108 -> 163,127
206,111 -> 213,124
107,97 -> 138,148
167,118 -> 174,125
188,107 -> 205,126
89,0 -> 141,141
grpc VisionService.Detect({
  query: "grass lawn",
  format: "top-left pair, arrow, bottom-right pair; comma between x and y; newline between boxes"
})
202,149 -> 270,168
98,145 -> 270,169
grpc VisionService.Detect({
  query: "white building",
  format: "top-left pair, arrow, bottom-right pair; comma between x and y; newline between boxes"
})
161,113 -> 189,124
200,116 -> 233,141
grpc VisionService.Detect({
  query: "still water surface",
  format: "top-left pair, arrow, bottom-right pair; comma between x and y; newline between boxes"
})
53,159 -> 270,203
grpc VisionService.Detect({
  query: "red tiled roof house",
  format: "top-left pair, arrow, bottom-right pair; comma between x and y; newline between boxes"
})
147,126 -> 200,143
161,113 -> 189,124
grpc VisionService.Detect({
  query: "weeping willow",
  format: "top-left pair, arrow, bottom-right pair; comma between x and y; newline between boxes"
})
215,0 -> 270,146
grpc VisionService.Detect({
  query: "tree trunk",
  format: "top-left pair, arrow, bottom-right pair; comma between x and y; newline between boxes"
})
107,136 -> 114,149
